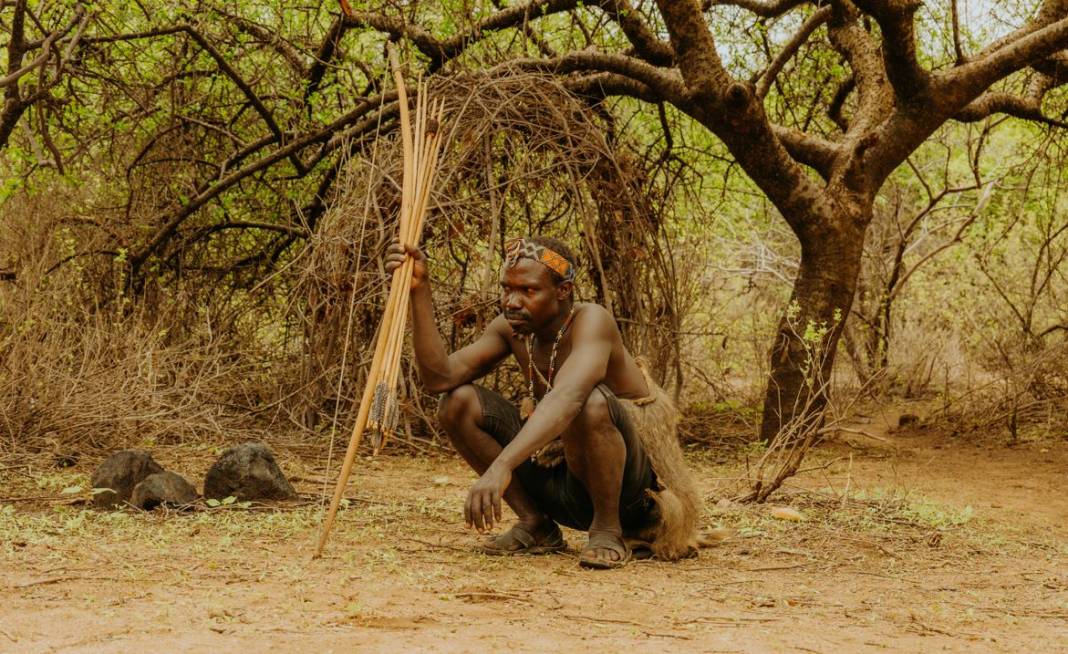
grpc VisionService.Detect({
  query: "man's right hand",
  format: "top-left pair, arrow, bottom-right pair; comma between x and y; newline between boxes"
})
384,240 -> 428,291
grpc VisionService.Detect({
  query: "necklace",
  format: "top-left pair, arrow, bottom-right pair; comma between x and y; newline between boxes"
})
520,305 -> 576,420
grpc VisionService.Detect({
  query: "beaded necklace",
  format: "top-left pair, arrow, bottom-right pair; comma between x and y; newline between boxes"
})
520,305 -> 576,420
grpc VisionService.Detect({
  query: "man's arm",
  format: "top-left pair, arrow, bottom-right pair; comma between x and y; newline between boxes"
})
386,242 -> 510,392
464,306 -> 616,530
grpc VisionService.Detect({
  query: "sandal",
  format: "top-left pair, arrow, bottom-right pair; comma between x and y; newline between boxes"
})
578,529 -> 631,570
480,523 -> 566,556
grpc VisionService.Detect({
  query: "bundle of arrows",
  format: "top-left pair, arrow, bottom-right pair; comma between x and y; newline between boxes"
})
315,45 -> 445,557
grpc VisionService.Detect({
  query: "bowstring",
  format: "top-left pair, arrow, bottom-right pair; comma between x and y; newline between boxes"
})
318,92 -> 387,517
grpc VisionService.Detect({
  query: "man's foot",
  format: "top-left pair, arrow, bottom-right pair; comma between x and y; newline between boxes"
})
578,528 -> 631,569
480,522 -> 565,556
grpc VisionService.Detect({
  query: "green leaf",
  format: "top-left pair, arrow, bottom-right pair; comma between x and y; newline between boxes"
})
206,498 -> 221,507
221,496 -> 237,505
61,485 -> 83,495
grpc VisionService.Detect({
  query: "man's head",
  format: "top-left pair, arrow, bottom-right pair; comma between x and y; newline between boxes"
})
500,236 -> 577,334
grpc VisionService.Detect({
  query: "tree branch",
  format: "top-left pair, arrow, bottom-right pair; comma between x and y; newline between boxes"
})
976,0 -> 1068,58
182,27 -> 284,145
0,0 -> 29,148
710,0 -> 807,18
507,50 -> 687,103
826,1 -> 892,133
772,125 -> 839,178
343,0 -> 583,71
597,0 -> 674,66
942,16 -> 1068,104
756,5 -> 831,100
955,74 -> 1068,129
851,0 -> 929,100
563,71 -> 660,103
0,7 -> 82,88
655,0 -> 732,96
129,93 -> 399,271
827,74 -> 855,131
950,0 -> 964,64
1033,52 -> 1068,83
214,9 -> 308,76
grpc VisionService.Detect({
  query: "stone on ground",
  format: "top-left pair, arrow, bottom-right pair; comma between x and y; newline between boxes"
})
90,450 -> 164,508
130,471 -> 198,510
203,442 -> 297,501
898,413 -> 920,427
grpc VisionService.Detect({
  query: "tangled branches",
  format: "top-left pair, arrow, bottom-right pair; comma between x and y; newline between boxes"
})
292,70 -> 681,438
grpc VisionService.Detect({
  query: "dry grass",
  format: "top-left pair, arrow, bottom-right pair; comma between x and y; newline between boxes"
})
0,185 -> 272,457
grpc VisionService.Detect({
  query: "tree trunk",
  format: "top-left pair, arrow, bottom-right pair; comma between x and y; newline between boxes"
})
759,218 -> 867,443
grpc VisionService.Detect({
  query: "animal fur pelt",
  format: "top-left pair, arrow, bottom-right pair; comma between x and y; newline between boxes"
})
619,369 -> 702,560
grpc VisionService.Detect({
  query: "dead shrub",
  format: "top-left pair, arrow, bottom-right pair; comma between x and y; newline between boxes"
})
0,183 -> 269,456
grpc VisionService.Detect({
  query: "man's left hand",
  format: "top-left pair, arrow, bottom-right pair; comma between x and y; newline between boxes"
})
464,463 -> 511,532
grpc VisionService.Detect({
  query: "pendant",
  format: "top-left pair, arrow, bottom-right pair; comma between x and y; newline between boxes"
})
520,396 -> 535,420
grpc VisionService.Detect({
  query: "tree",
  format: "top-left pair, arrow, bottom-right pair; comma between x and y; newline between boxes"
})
1,0 -> 89,160
5,1 -> 1067,474
338,0 -> 1068,447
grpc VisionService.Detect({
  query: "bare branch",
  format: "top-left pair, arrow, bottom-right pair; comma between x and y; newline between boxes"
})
976,0 -> 1068,58
343,0 -> 583,70
756,6 -> 831,100
305,16 -> 346,105
0,7 -> 83,88
214,9 -> 308,76
182,28 -> 284,144
129,93 -> 399,270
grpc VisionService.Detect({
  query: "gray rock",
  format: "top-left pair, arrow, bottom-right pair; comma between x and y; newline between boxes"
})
203,442 -> 297,502
91,450 -> 164,508
898,413 -> 920,427
130,471 -> 198,510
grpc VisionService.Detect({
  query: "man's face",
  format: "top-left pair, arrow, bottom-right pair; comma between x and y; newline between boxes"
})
500,259 -> 569,334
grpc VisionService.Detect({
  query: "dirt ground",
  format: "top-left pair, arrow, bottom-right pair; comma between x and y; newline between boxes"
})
2,410 -> 1066,653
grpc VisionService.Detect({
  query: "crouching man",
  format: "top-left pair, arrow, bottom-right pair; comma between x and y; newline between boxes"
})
385,236 -> 701,568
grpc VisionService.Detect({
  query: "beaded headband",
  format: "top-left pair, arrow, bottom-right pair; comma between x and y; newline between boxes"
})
504,238 -> 576,283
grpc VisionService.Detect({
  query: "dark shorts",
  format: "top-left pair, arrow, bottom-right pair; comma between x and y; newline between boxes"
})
470,384 -> 658,533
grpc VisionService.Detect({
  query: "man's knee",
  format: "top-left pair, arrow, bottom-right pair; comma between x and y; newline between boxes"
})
437,384 -> 481,430
564,389 -> 615,441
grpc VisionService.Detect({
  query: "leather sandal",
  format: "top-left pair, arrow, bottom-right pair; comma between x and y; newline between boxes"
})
578,529 -> 631,570
480,523 -> 566,556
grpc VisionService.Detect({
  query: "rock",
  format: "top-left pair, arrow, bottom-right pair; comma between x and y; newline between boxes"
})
90,450 -> 164,508
203,442 -> 297,502
898,413 -> 920,427
130,471 -> 198,510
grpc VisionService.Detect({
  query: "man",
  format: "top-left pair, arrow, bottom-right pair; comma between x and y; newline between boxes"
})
385,235 -> 700,568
